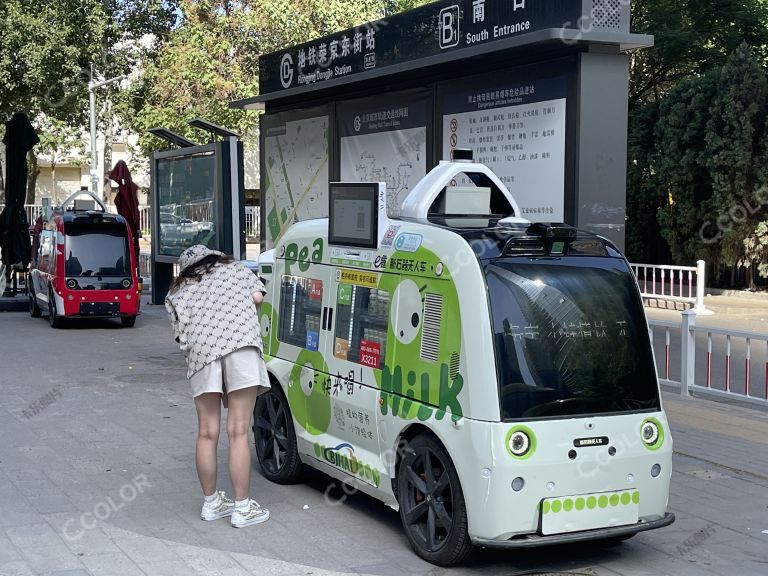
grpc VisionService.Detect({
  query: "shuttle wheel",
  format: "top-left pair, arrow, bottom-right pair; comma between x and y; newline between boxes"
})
29,290 -> 42,318
121,316 -> 137,328
48,289 -> 63,328
397,435 -> 473,566
253,386 -> 302,484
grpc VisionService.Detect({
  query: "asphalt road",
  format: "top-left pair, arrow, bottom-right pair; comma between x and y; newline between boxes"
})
0,300 -> 766,576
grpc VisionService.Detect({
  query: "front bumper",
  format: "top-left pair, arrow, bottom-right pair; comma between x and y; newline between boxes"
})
472,512 -> 675,549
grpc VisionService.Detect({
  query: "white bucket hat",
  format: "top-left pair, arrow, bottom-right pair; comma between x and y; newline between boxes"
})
177,245 -> 224,273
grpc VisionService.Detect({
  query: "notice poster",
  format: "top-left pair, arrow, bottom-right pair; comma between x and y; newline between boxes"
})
442,76 -> 567,221
262,112 -> 329,247
339,93 -> 429,218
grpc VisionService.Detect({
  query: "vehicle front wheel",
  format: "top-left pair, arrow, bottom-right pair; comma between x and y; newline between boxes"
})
48,289 -> 63,328
121,316 -> 137,328
253,386 -> 302,483
397,434 -> 473,566
29,290 -> 42,318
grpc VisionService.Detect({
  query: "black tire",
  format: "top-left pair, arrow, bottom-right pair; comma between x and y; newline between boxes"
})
252,386 -> 302,483
29,289 -> 42,318
121,316 -> 137,328
397,435 -> 473,566
48,289 -> 63,328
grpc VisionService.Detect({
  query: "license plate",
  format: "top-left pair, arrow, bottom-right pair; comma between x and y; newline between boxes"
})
540,490 -> 639,535
79,302 -> 120,316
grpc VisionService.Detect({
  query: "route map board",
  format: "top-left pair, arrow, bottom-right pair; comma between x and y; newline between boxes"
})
442,76 -> 567,221
339,93 -> 429,218
262,112 -> 329,247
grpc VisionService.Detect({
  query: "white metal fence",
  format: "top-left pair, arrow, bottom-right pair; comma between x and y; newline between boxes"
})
630,260 -> 709,314
649,313 -> 768,408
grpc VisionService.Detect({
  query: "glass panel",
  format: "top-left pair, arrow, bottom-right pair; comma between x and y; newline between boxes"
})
485,257 -> 660,420
277,275 -> 323,350
333,284 -> 390,369
65,224 -> 130,277
156,152 -> 216,257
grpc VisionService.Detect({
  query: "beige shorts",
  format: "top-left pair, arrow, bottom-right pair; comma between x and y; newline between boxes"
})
190,347 -> 270,399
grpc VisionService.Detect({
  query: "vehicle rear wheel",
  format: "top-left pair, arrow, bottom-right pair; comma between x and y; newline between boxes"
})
121,316 -> 137,328
253,386 -> 302,483
29,289 -> 42,318
48,289 -> 63,328
397,435 -> 473,566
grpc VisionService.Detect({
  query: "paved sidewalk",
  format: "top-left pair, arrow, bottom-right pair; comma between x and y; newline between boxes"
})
1,302 -> 767,575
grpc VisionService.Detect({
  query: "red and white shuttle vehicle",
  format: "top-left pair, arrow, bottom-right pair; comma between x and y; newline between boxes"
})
28,191 -> 141,328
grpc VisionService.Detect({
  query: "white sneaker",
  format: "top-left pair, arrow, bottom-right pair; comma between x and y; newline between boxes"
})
231,499 -> 270,528
200,491 -> 234,521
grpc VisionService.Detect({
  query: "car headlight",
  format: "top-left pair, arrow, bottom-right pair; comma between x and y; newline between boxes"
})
508,430 -> 531,457
640,418 -> 664,450
641,421 -> 659,445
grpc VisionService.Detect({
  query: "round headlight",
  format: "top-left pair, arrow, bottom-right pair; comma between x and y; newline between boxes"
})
642,421 -> 659,445
122,278 -> 132,289
66,278 -> 78,290
508,431 -> 531,457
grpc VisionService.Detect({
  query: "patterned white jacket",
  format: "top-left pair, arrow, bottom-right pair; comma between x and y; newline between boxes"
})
165,261 -> 266,379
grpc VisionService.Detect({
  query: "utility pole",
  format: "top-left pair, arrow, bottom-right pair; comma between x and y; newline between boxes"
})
89,65 -> 126,199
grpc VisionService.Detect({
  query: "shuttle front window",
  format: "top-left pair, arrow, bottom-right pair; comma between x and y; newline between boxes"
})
484,257 -> 660,420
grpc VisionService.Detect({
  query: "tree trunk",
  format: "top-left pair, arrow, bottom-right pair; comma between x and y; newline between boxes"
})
26,150 -> 39,205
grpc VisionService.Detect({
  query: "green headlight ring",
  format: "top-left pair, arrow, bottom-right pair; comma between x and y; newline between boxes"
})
505,425 -> 537,460
640,417 -> 665,451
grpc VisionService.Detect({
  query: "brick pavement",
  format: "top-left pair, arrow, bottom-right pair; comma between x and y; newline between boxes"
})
0,301 -> 766,576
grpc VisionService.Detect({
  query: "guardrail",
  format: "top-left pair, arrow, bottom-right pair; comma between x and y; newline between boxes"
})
649,312 -> 768,408
631,260 -> 709,314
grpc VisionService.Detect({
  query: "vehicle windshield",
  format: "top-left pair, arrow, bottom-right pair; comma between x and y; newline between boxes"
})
484,257 -> 660,420
65,224 -> 130,277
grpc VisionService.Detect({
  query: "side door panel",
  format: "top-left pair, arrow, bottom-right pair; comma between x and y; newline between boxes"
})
321,268 -> 391,489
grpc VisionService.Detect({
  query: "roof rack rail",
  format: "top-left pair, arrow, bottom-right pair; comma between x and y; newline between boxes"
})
61,188 -> 107,213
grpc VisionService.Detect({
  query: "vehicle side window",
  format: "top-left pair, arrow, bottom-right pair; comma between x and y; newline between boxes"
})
278,275 -> 323,350
39,231 -> 54,264
333,284 -> 389,369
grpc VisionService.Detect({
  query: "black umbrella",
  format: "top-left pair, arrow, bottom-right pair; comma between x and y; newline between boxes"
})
1,112 -> 39,294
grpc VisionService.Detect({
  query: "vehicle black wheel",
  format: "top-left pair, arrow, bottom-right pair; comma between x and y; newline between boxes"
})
29,290 -> 42,318
397,435 -> 473,566
253,386 -> 302,483
121,316 -> 137,328
48,289 -> 63,328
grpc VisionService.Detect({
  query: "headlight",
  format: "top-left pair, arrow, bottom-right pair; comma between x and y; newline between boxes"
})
508,430 -> 531,457
642,420 -> 660,446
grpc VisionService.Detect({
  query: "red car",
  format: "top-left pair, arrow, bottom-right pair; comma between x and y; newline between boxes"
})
28,193 -> 141,328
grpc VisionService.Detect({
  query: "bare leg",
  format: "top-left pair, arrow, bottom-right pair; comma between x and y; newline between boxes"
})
226,387 -> 259,501
194,393 -> 222,496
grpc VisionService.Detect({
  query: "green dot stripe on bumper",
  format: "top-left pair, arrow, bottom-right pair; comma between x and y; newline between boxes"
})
541,490 -> 639,514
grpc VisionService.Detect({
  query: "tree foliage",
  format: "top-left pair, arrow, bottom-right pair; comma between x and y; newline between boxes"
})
627,0 -> 768,277
642,45 -> 768,272
629,0 -> 768,105
125,0 -> 415,156
1,0 -> 178,201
